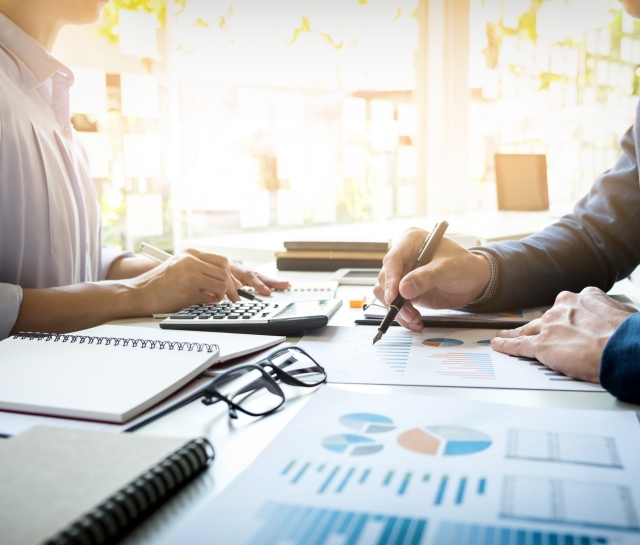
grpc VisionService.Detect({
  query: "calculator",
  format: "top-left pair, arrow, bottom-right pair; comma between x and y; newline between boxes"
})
159,299 -> 343,336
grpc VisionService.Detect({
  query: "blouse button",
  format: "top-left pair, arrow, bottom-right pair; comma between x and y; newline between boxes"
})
63,127 -> 72,137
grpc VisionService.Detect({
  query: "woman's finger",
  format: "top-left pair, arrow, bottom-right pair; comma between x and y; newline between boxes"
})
256,273 -> 290,290
241,272 -> 272,295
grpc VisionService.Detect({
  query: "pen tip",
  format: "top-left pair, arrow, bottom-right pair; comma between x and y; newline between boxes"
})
372,331 -> 382,345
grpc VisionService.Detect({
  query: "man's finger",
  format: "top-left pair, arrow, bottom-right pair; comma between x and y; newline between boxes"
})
399,261 -> 449,300
382,252 -> 406,305
395,309 -> 423,332
491,334 -> 537,359
397,301 -> 423,331
495,318 -> 542,338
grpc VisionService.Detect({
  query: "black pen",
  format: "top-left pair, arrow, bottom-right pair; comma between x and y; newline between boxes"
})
373,221 -> 449,344
237,288 -> 263,302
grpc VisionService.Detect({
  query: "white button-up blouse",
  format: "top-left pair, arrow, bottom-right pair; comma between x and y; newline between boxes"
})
0,14 -> 128,339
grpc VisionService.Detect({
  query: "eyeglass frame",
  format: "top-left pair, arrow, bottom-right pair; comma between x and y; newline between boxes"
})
200,346 -> 326,419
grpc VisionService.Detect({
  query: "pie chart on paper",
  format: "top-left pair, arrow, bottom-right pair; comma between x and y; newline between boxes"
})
322,434 -> 384,456
339,413 -> 396,434
397,425 -> 492,456
422,338 -> 464,347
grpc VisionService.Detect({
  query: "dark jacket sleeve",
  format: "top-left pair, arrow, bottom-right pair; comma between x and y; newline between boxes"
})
470,118 -> 640,313
601,313 -> 640,404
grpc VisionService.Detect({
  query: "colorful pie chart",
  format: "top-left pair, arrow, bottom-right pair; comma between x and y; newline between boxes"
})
397,425 -> 491,456
422,338 -> 464,347
339,413 -> 395,433
322,434 -> 384,456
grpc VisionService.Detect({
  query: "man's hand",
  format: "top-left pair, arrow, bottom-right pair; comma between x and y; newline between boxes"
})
492,287 -> 637,383
373,228 -> 493,331
129,248 -> 289,315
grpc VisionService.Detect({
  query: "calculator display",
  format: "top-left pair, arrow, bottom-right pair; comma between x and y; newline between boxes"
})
272,300 -> 330,320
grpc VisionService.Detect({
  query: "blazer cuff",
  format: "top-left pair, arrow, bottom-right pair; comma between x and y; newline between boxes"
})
101,246 -> 134,281
600,312 -> 640,404
0,283 -> 23,340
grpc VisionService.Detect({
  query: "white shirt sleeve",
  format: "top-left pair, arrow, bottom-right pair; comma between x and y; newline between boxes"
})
100,246 -> 135,281
0,283 -> 23,340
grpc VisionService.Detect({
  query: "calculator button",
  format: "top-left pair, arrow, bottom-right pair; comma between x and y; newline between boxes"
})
228,314 -> 240,319
212,315 -> 225,320
242,314 -> 252,319
170,314 -> 196,319
198,315 -> 210,320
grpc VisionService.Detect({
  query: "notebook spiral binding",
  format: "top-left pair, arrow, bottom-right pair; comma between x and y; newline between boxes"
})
45,438 -> 215,545
14,331 -> 218,353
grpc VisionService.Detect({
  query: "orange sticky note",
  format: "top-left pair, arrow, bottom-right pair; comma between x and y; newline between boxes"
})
349,296 -> 367,308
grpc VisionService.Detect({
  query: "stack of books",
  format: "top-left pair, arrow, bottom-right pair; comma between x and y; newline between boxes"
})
276,240 -> 390,271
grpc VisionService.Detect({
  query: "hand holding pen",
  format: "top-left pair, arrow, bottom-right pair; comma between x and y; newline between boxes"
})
373,222 -> 449,344
140,243 -> 289,303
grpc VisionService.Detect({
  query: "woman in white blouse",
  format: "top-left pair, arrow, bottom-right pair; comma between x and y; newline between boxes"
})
0,0 -> 288,339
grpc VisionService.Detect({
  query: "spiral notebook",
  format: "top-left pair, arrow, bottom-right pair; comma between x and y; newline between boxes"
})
0,325 -> 224,423
0,426 -> 214,545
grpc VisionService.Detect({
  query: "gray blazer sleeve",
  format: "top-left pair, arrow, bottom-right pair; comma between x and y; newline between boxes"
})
469,115 -> 640,312
0,282 -> 22,340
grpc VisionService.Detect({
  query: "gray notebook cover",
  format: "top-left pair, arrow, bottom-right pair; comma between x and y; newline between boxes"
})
0,426 -> 188,545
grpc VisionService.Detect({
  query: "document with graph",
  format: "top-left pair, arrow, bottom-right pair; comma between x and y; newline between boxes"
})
168,387 -> 640,545
296,326 -> 604,391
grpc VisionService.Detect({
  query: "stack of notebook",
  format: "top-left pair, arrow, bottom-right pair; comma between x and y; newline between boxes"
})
276,240 -> 390,271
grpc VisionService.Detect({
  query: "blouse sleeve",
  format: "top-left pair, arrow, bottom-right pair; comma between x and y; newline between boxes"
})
0,283 -> 22,340
100,246 -> 135,281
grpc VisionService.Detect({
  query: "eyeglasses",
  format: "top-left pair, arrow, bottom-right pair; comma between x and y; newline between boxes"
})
201,347 -> 326,419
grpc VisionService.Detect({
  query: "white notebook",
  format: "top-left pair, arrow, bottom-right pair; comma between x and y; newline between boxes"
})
0,325 -> 278,424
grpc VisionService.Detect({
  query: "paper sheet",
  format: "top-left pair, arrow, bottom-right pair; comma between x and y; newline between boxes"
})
168,387 -> 640,545
297,326 -> 604,392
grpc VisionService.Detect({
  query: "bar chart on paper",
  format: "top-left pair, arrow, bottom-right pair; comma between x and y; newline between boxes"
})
247,503 -> 427,545
279,459 -> 488,508
434,521 -> 615,545
297,327 -> 605,391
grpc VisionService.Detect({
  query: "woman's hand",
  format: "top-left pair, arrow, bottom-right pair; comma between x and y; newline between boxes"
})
491,287 -> 637,383
230,261 -> 290,296
128,248 -> 289,315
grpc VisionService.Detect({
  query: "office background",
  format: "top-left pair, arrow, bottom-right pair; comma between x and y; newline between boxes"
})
52,0 -> 635,253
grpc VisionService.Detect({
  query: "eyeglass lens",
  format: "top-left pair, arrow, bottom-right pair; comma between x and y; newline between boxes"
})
268,349 -> 326,386
213,367 -> 284,415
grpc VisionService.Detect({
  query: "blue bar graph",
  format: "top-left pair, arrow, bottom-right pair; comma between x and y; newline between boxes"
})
249,503 -> 428,545
478,478 -> 486,495
433,522 -> 610,545
282,460 -> 295,475
359,469 -> 370,484
423,474 -> 431,482
336,468 -> 355,493
455,477 -> 467,505
318,466 -> 340,494
291,462 -> 310,484
435,476 -> 448,505
398,472 -> 412,495
383,470 -> 394,486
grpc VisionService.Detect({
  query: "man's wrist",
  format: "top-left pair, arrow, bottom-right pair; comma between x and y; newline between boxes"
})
468,250 -> 500,306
